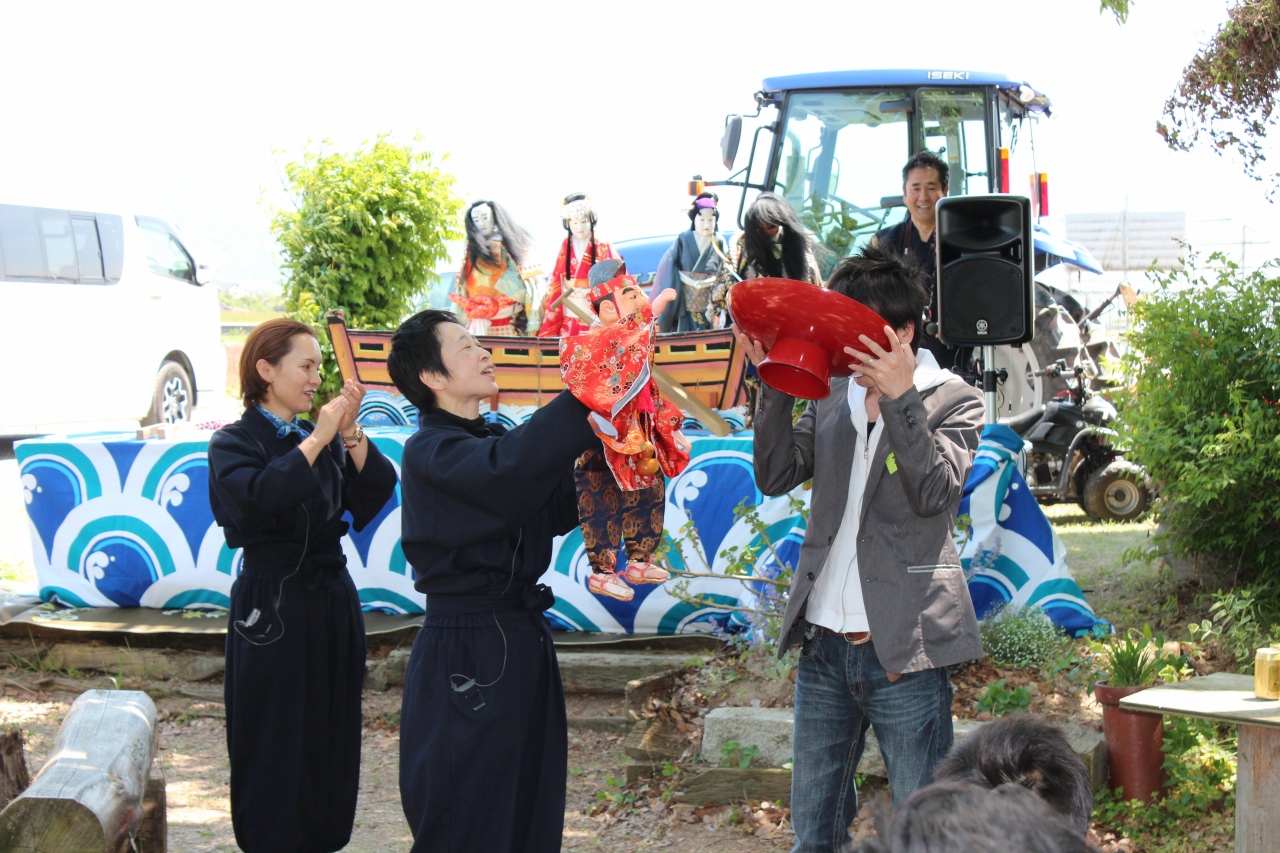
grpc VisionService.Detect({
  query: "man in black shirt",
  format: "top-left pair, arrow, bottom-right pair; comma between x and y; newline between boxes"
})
873,151 -> 975,381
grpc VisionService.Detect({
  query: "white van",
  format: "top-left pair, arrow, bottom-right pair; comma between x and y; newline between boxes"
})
0,203 -> 226,436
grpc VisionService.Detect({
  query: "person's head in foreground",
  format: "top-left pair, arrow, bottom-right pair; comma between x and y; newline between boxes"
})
932,713 -> 1094,835
827,242 -> 928,358
845,780 -> 1100,853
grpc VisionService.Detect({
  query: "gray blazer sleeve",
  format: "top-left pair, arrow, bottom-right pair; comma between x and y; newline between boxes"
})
752,385 -> 817,496
878,383 -> 983,518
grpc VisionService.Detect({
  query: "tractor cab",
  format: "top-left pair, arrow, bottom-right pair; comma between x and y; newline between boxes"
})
708,69 -> 1053,268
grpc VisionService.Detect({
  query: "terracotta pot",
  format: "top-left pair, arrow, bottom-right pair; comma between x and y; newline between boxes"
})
1094,681 -> 1165,804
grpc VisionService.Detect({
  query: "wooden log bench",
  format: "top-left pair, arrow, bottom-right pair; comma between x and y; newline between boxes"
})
0,689 -> 164,852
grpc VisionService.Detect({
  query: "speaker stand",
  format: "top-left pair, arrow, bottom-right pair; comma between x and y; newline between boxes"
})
981,345 -> 999,425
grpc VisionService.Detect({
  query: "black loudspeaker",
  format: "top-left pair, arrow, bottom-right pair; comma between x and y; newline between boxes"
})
935,195 -> 1033,346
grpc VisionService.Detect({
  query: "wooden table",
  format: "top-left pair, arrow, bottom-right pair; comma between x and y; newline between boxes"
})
1121,672 -> 1280,852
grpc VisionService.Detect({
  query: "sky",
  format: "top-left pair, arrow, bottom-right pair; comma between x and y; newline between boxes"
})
1,0 -> 1275,293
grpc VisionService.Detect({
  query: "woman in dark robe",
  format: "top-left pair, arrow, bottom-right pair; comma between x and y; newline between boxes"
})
208,318 -> 397,853
388,309 -> 597,853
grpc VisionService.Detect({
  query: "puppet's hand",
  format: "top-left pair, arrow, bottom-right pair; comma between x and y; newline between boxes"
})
651,287 -> 677,317
673,430 -> 691,455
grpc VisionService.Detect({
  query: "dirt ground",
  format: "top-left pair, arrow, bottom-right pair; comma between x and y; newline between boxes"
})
0,678 -> 815,853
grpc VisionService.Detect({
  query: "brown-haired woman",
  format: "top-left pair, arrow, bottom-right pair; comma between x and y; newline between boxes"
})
208,318 -> 397,852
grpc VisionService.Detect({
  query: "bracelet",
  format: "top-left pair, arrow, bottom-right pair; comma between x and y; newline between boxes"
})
341,424 -> 364,448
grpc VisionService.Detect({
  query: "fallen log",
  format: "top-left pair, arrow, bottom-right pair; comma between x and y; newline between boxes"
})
0,689 -> 158,852
0,729 -> 29,809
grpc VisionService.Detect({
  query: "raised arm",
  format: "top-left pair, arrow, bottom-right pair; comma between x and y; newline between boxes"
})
879,384 -> 983,518
208,428 -> 324,531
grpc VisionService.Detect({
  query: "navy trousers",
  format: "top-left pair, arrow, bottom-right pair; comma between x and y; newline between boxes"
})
224,565 -> 366,853
399,596 -> 566,852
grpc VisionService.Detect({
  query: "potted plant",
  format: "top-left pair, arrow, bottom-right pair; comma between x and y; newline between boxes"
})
1093,627 -> 1173,804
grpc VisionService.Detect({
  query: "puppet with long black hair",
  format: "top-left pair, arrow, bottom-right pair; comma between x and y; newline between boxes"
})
537,192 -> 622,337
451,200 -> 545,335
710,192 -> 823,320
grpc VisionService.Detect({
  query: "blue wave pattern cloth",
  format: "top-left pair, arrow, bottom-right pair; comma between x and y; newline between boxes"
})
14,428 -> 798,635
957,424 -> 1109,638
15,419 -> 1103,636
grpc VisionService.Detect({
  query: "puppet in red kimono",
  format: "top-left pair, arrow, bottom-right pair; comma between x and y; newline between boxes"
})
537,192 -> 622,338
560,260 -> 690,601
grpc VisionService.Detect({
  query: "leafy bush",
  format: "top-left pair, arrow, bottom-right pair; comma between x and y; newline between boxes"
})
979,605 -> 1069,668
1119,256 -> 1280,577
1189,580 -> 1280,665
271,137 -> 463,412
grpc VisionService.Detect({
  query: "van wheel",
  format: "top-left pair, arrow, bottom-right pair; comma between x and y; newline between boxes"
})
1082,459 -> 1150,522
149,361 -> 193,424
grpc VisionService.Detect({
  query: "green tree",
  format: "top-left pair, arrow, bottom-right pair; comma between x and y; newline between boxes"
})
271,137 -> 463,411
1118,256 -> 1280,576
1157,0 -> 1280,198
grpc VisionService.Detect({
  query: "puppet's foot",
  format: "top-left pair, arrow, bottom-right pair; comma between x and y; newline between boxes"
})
622,561 -> 669,585
587,570 -> 634,601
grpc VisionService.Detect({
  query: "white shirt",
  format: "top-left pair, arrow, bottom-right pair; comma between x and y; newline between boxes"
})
806,350 -> 959,634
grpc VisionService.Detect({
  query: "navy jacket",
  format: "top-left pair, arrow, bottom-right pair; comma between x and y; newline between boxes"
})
400,391 -> 596,596
208,407 -> 397,568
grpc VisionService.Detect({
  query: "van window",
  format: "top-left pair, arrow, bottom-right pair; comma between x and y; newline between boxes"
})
0,204 -> 116,284
138,221 -> 196,283
97,213 -> 124,281
72,217 -> 105,280
37,210 -> 78,281
0,205 -> 45,279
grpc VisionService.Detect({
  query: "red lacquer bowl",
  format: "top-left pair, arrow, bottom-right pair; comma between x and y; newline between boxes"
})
729,278 -> 891,400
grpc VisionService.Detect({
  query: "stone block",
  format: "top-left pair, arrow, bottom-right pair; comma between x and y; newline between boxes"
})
384,648 -> 411,686
365,659 -> 389,692
1059,721 -> 1108,793
702,707 -> 795,769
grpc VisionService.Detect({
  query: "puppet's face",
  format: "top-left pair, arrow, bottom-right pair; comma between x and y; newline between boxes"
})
258,333 -> 323,417
612,283 -> 648,318
596,283 -> 647,326
470,204 -> 494,239
568,213 -> 593,242
694,208 -> 717,238
760,221 -> 784,243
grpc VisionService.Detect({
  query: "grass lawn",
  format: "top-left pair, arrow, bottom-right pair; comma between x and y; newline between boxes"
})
1042,503 -> 1183,634
220,310 -> 284,324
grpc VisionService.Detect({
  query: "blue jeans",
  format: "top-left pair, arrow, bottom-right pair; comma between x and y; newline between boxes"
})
789,625 -> 954,853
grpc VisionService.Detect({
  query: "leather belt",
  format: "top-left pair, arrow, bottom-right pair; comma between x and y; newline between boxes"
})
842,631 -> 871,645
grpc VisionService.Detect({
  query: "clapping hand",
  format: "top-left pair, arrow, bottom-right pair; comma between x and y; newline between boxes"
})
336,379 -> 366,434
313,395 -> 353,445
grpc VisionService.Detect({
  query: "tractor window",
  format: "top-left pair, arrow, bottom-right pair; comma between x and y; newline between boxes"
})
774,90 -> 911,263
919,89 -> 991,196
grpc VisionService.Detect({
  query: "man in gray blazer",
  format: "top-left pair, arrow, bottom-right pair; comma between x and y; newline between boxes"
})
736,245 -> 984,853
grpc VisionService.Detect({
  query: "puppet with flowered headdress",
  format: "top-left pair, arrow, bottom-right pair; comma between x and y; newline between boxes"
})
537,192 -> 622,338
